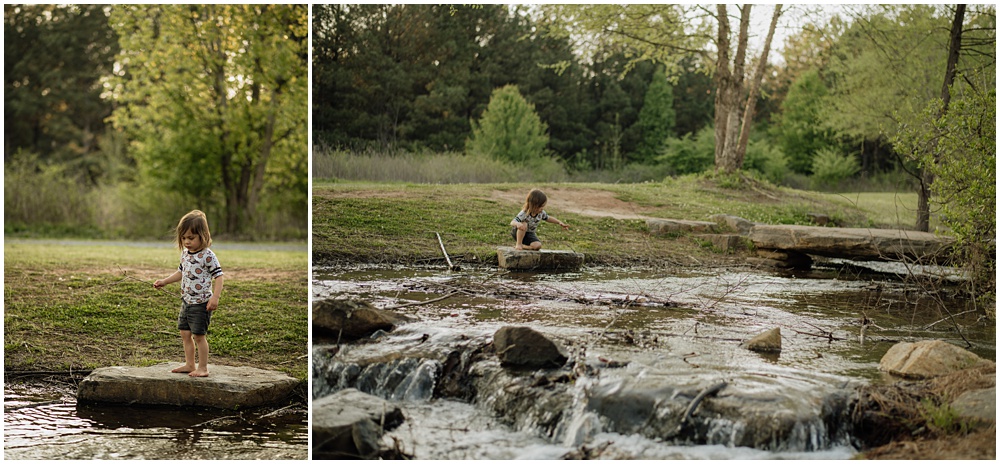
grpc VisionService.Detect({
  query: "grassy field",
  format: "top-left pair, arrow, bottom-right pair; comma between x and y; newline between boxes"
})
4,240 -> 308,379
312,176 -> 935,267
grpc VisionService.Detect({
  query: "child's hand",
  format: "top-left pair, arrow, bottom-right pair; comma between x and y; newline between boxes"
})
153,280 -> 164,289
560,222 -> 570,230
207,296 -> 220,312
517,222 -> 527,231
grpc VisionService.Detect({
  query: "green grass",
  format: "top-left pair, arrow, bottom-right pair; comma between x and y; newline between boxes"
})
4,241 -> 308,380
312,176 -> 932,266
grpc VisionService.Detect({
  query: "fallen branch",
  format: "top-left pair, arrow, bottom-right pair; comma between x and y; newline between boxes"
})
678,381 -> 728,431
383,291 -> 460,311
435,232 -> 460,271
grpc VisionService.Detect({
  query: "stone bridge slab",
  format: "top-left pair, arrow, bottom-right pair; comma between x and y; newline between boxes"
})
77,363 -> 299,409
497,247 -> 583,270
748,224 -> 953,263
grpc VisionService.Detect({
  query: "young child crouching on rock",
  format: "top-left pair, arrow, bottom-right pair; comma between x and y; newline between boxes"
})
510,189 -> 569,251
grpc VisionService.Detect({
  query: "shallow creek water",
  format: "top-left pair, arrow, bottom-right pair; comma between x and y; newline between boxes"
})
312,260 -> 993,459
3,379 -> 307,460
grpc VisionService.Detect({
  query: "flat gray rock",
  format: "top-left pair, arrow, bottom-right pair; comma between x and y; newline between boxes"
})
77,363 -> 299,409
497,246 -> 583,270
749,224 -> 953,263
647,218 -> 718,236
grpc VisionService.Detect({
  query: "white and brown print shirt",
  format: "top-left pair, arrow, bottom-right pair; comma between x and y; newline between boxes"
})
178,248 -> 223,304
513,210 -> 549,232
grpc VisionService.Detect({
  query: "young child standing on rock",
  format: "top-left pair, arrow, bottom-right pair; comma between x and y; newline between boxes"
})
154,210 -> 224,377
510,189 -> 569,250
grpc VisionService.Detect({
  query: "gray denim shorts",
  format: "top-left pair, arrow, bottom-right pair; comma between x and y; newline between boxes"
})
178,301 -> 211,335
511,228 -> 540,246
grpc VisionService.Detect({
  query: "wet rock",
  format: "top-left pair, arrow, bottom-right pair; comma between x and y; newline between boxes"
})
470,360 -> 574,437
493,326 -> 569,369
647,218 -> 718,236
748,249 -> 813,269
710,214 -> 755,235
951,387 -> 996,430
312,388 -> 405,459
749,224 -> 953,263
77,363 -> 298,409
312,298 -> 414,341
695,234 -> 746,253
745,327 -> 782,353
496,247 -> 584,271
879,340 -> 983,379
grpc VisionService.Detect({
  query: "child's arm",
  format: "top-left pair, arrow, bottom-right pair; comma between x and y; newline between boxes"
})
546,216 -> 570,230
511,218 -> 527,230
207,275 -> 224,311
154,271 -> 182,289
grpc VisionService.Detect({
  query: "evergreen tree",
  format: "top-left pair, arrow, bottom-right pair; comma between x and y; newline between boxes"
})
636,67 -> 676,163
467,85 -> 549,163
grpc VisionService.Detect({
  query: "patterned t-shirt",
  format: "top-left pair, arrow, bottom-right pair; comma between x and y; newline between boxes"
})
178,248 -> 223,304
513,210 -> 549,232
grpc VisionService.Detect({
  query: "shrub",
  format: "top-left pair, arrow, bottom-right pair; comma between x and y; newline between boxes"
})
467,85 -> 549,164
658,125 -> 715,175
744,140 -> 789,185
810,148 -> 860,188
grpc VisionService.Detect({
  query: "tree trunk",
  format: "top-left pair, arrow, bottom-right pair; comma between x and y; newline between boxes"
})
916,4 -> 965,232
735,5 -> 782,168
715,5 -> 751,173
712,5 -> 731,170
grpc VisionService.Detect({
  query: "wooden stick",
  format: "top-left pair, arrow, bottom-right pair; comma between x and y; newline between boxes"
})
383,291 -> 460,311
435,232 -> 459,271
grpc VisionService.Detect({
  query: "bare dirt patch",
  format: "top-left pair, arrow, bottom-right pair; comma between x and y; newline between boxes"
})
490,188 -> 654,220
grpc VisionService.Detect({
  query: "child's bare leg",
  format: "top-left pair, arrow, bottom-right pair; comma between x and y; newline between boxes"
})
189,334 -> 210,377
172,330 -> 196,373
527,241 -> 542,251
514,228 -> 527,250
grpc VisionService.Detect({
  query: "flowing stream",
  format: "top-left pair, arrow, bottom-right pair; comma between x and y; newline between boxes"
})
312,260 -> 993,459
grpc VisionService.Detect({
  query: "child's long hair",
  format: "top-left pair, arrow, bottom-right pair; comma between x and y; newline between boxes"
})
522,189 -> 547,215
175,210 -> 213,251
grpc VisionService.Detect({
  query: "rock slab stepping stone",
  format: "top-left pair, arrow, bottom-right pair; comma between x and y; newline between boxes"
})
647,218 -> 718,236
749,224 -> 953,263
312,388 -> 405,459
77,363 -> 298,409
497,246 -> 583,270
879,340 -> 984,379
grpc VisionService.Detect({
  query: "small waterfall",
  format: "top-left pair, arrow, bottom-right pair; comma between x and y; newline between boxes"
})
313,355 -> 441,402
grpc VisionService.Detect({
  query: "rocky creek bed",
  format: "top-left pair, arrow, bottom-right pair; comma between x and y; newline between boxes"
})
311,262 -> 994,459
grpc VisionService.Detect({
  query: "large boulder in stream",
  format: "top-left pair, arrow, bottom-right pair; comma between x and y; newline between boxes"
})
312,298 -> 414,341
77,363 -> 298,409
312,388 -> 405,459
879,340 -> 985,379
493,326 -> 569,369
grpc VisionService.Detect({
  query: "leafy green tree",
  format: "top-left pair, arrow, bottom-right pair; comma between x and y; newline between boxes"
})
810,148 -> 860,188
772,70 -> 836,174
893,85 -> 995,316
4,5 -> 120,181
108,5 -> 308,236
636,67 -> 676,163
467,85 -> 549,164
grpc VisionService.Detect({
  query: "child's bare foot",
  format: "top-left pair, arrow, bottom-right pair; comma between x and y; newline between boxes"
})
188,369 -> 209,377
171,364 -> 195,373
514,245 -> 524,250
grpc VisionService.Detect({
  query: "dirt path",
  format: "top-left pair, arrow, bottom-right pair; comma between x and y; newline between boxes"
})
490,188 -> 655,220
